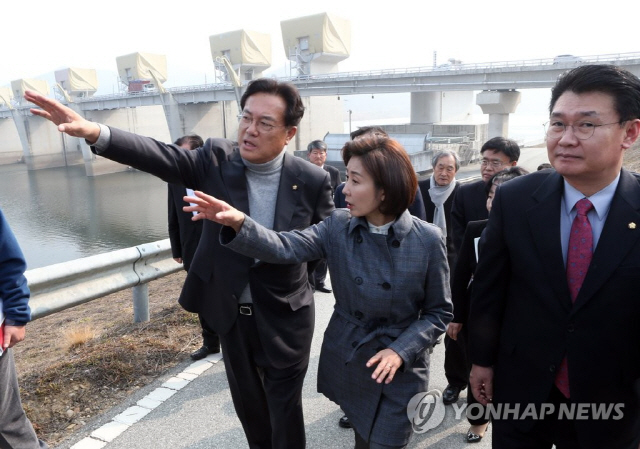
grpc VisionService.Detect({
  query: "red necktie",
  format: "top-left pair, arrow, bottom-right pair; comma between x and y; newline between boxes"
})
555,198 -> 594,398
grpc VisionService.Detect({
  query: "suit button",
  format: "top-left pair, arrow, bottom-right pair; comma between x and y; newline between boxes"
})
549,365 -> 556,372
567,324 -> 575,332
381,282 -> 391,290
356,235 -> 363,243
392,240 -> 400,248
355,277 -> 363,285
352,341 -> 358,348
354,310 -> 364,319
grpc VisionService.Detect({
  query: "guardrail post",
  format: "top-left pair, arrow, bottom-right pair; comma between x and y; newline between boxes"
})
132,284 -> 150,322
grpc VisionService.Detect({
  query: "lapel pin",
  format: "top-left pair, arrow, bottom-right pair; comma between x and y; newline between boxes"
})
292,185 -> 298,190
629,222 -> 636,229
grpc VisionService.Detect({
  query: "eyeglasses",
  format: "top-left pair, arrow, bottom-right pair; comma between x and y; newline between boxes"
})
480,159 -> 509,169
309,151 -> 326,157
240,114 -> 287,133
543,120 -> 623,140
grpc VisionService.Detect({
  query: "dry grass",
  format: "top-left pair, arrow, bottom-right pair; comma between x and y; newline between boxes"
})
13,271 -> 204,447
63,326 -> 96,350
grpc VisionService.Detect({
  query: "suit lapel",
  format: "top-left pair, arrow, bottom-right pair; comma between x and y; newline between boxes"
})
526,172 -> 573,312
274,153 -> 303,232
221,151 -> 250,215
573,169 -> 640,313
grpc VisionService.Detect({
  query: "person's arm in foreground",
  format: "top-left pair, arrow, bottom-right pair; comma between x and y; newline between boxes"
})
0,210 -> 31,350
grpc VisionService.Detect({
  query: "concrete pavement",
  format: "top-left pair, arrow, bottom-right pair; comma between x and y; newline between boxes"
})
56,281 -> 490,449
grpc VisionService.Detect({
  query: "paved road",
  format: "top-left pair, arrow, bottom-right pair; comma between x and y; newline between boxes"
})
57,282 -> 491,449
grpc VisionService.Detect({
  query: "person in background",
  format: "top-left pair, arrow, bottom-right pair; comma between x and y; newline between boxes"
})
334,127 -> 426,220
537,162 -> 553,171
419,150 -> 460,272
0,208 -> 49,449
444,137 -> 519,406
185,135 -> 452,449
26,78 -> 334,449
168,134 -> 220,360
307,139 -> 342,294
469,64 -> 640,449
448,166 -> 528,443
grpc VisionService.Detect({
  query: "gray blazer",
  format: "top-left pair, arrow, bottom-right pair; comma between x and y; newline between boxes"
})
222,209 -> 453,446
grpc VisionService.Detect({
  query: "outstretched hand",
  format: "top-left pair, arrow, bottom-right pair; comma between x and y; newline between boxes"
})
24,90 -> 101,142
184,191 -> 245,232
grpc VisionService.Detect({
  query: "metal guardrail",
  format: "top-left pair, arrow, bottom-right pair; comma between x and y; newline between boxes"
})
24,238 -> 182,322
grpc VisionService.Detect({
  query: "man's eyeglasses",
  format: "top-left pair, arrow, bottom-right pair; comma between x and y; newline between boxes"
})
480,159 -> 509,169
240,114 -> 286,133
543,120 -> 623,140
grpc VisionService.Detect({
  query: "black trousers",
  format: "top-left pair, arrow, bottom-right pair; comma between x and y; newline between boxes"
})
492,386 -> 581,449
198,314 -> 220,349
309,258 -> 328,289
443,331 -> 469,389
220,313 -> 309,449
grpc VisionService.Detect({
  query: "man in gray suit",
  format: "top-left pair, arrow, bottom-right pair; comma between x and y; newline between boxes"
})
26,79 -> 334,449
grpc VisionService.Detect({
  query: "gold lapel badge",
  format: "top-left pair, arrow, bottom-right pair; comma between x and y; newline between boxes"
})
629,222 -> 636,229
292,185 -> 298,190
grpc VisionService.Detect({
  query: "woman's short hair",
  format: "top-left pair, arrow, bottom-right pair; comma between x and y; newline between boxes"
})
342,136 -> 417,216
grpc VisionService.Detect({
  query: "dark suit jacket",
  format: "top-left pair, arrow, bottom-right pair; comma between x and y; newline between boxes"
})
94,128 -> 334,369
168,184 -> 203,271
469,169 -> 640,448
419,178 -> 460,269
323,164 -> 342,194
451,179 -> 488,253
450,219 -> 486,324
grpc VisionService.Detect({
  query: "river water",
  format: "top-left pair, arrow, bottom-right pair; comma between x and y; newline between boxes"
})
0,164 -> 169,269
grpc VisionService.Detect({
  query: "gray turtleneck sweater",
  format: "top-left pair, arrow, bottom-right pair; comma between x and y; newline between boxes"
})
238,149 -> 286,304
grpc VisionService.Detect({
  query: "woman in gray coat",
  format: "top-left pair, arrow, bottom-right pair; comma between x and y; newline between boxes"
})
186,136 -> 453,448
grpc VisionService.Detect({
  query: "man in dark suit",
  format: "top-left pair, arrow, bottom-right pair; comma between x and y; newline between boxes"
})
168,134 -> 220,360
307,140 -> 341,294
469,65 -> 640,449
450,137 -> 520,252
444,137 -> 520,405
25,79 -> 334,449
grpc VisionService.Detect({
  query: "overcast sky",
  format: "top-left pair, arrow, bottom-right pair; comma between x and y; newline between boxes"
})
6,0 -> 638,90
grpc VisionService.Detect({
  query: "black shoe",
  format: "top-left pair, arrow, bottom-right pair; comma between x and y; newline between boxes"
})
442,385 -> 464,404
338,415 -> 352,429
316,285 -> 332,293
466,422 -> 489,443
190,345 -> 220,361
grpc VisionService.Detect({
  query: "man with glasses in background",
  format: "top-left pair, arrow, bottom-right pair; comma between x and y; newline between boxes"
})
469,64 -> 640,448
25,78 -> 334,449
444,137 -> 519,406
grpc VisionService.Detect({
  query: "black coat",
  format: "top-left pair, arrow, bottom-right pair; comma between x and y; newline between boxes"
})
469,169 -> 640,448
419,178 -> 459,270
323,164 -> 342,194
168,183 -> 203,271
450,179 -> 488,253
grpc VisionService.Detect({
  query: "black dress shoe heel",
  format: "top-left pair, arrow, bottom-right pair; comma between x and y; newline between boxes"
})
466,422 -> 489,443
